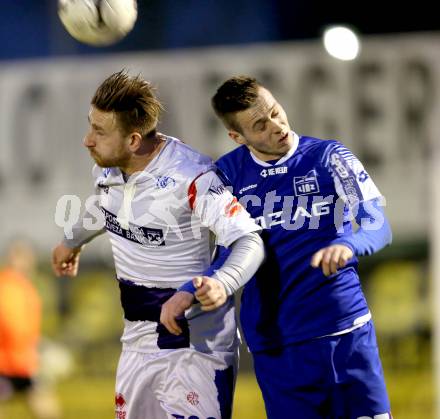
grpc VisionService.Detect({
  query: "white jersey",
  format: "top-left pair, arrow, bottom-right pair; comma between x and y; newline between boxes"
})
90,136 -> 260,353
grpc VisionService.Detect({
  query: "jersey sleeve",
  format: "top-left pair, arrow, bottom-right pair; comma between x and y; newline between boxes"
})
324,142 -> 382,209
331,198 -> 392,256
62,165 -> 106,248
189,170 -> 261,247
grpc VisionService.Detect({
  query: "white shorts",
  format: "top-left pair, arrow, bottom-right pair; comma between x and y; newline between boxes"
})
115,348 -> 237,419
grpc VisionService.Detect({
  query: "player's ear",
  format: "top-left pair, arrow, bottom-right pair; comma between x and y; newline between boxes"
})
128,132 -> 143,151
228,130 -> 246,145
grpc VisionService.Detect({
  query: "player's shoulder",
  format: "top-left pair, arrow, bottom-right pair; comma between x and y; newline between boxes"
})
216,145 -> 250,180
163,136 -> 215,179
297,136 -> 348,164
298,135 -> 340,153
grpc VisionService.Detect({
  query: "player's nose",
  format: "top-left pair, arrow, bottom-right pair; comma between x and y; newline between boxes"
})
270,118 -> 283,133
83,133 -> 95,148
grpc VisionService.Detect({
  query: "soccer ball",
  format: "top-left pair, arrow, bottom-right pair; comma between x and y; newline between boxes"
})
58,0 -> 138,46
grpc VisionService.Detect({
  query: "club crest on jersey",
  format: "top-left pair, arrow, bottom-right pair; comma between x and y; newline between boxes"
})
260,166 -> 288,178
293,170 -> 320,196
186,391 -> 200,406
156,176 -> 176,190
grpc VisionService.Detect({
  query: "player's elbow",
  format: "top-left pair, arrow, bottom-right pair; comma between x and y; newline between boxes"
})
247,231 -> 266,267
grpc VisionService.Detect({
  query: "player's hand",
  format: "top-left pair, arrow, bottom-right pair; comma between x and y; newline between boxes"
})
310,244 -> 354,277
160,291 -> 195,335
51,243 -> 82,277
194,276 -> 228,311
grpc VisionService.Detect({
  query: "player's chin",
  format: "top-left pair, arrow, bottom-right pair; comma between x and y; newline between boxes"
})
91,156 -> 107,167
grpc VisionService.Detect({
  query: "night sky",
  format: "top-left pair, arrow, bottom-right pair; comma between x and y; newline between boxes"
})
0,0 -> 438,61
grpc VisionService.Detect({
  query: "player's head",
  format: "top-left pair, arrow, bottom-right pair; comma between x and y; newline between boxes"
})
4,239 -> 36,276
212,76 -> 293,161
84,70 -> 163,168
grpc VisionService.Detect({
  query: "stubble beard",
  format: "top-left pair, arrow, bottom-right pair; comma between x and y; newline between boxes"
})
90,151 -> 130,169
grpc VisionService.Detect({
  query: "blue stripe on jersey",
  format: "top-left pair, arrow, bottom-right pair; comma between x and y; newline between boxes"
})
178,247 -> 230,295
214,366 -> 234,419
118,281 -> 189,349
156,321 -> 190,350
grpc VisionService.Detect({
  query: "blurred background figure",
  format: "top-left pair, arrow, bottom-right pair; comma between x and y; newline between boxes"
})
0,239 -> 61,419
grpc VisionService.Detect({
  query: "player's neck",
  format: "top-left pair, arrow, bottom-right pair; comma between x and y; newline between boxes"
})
121,134 -> 166,175
248,146 -> 290,162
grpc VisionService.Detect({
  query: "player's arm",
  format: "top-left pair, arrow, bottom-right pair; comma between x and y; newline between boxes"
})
52,176 -> 106,277
160,171 -> 264,335
187,169 -> 264,300
160,236 -> 262,334
311,143 -> 392,276
311,199 -> 392,275
187,233 -> 262,306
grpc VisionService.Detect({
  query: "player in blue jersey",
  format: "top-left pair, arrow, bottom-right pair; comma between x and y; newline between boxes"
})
204,76 -> 392,419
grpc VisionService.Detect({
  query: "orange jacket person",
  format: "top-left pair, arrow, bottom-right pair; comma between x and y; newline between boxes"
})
0,266 -> 41,379
0,240 -> 41,400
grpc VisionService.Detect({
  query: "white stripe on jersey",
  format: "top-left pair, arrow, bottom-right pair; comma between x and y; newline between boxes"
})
325,142 -> 382,209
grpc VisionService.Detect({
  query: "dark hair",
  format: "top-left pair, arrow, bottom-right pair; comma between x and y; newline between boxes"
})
91,70 -> 163,138
211,76 -> 262,131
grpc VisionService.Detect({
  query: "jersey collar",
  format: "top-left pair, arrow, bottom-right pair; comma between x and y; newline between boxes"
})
98,137 -> 172,186
249,131 -> 299,167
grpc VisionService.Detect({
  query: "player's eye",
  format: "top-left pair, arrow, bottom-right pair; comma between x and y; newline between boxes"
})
254,122 -> 266,131
95,129 -> 105,137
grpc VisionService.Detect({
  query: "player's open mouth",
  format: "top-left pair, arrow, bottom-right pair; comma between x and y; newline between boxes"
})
279,133 -> 288,143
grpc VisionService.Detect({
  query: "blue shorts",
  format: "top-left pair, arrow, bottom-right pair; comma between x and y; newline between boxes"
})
252,321 -> 391,419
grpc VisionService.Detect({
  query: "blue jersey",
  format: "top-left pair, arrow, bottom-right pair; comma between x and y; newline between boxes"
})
216,134 -> 388,352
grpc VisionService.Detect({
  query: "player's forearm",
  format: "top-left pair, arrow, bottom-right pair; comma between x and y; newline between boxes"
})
62,193 -> 106,248
212,231 -> 265,296
63,220 -> 105,248
179,231 -> 265,295
331,198 -> 392,256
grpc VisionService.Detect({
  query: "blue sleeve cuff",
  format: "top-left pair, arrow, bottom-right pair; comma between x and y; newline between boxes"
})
331,198 -> 392,257
329,239 -> 356,255
177,281 -> 197,294
177,246 -> 231,295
